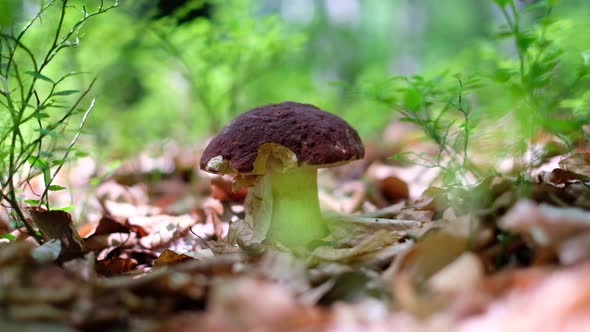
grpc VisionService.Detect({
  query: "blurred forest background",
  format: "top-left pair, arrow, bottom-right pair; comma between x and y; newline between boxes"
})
1,0 -> 590,176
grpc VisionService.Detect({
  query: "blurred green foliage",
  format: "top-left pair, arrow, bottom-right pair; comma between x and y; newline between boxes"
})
66,0 -> 305,155
3,0 -> 590,169
1,0 -> 117,239
361,0 -> 590,184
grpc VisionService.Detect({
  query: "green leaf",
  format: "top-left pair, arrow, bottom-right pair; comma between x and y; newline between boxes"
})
491,68 -> 514,83
493,0 -> 512,7
34,127 -> 58,138
28,157 -> 51,186
24,199 -> 41,205
494,25 -> 513,39
403,88 -> 423,111
48,185 -> 66,191
581,50 -> 590,66
74,151 -> 89,158
32,112 -> 50,119
1,233 -> 15,241
26,71 -> 54,83
52,90 -> 80,96
47,104 -> 68,109
51,205 -> 74,212
516,32 -> 537,53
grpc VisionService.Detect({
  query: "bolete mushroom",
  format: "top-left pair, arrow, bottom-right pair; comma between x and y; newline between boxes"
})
200,101 -> 364,247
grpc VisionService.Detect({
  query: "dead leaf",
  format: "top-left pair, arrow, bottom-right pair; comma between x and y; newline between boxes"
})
0,241 -> 34,266
203,277 -> 327,332
458,264 -> 590,332
500,200 -> 590,245
153,249 -> 195,268
392,230 -> 469,317
92,215 -> 131,236
95,257 -> 138,276
312,229 -> 403,262
559,152 -> 590,176
210,175 -> 248,203
132,214 -> 198,249
325,214 -> 419,246
546,168 -> 589,186
85,232 -> 138,251
397,231 -> 469,283
379,175 -> 410,202
318,270 -> 386,304
428,253 -> 484,294
27,207 -> 87,261
409,186 -> 449,212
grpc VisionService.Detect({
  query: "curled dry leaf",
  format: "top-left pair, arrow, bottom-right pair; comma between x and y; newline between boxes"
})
379,175 -> 410,202
366,161 -> 440,200
360,201 -> 406,219
325,214 -> 419,246
153,249 -> 195,268
27,207 -> 87,261
84,215 -> 145,251
312,229 -> 403,262
409,186 -> 449,212
545,168 -> 589,186
92,215 -> 133,236
226,219 -> 255,246
210,175 -> 248,203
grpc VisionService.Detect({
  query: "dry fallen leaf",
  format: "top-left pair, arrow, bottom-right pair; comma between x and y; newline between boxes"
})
559,152 -> 590,176
428,253 -> 484,294
457,264 -> 590,332
379,175 -> 410,202
500,200 -> 590,246
201,277 -> 327,332
153,249 -> 195,268
132,214 -> 199,249
312,229 -> 403,262
95,257 -> 138,276
392,230 -> 469,317
27,208 -> 87,261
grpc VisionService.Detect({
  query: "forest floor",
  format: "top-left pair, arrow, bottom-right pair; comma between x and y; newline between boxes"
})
2,125 -> 590,332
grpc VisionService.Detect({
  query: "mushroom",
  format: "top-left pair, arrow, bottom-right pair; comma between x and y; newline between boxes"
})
200,101 -> 364,247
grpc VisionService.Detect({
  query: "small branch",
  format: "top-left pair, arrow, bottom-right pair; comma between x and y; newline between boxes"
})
39,81 -> 96,207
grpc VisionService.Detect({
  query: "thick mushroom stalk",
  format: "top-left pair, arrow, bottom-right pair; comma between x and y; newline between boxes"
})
266,166 -> 326,247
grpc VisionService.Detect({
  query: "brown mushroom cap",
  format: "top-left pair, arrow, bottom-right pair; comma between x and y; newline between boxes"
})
200,101 -> 364,174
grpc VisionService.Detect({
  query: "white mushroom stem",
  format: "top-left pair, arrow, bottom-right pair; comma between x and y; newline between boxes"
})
261,166 -> 326,247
